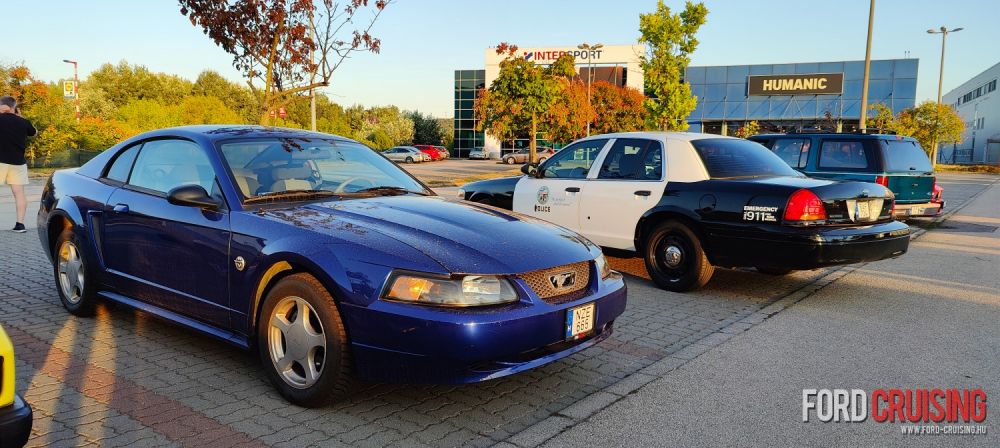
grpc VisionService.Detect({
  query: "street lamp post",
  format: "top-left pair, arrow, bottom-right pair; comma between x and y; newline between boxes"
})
858,0 -> 875,132
927,26 -> 962,167
62,59 -> 79,122
577,42 -> 603,137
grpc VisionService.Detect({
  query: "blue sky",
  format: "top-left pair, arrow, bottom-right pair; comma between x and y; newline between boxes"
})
4,0 -> 999,118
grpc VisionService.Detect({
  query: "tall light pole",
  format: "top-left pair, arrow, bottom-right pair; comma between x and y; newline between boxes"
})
927,26 -> 962,167
858,0 -> 875,132
577,42 -> 603,136
62,59 -> 79,122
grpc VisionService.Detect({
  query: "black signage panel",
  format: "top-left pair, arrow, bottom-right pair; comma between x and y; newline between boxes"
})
747,73 -> 844,96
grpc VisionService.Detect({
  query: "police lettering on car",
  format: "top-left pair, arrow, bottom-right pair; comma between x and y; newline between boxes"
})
461,132 -> 911,292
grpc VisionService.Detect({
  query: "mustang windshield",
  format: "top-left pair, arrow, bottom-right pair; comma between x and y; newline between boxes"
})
219,138 -> 429,201
691,138 -> 803,179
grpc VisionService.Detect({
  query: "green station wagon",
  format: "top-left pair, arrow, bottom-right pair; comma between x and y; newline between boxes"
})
749,133 -> 943,218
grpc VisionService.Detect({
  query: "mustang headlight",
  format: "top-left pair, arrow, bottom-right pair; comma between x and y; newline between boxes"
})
595,252 -> 613,280
384,273 -> 518,307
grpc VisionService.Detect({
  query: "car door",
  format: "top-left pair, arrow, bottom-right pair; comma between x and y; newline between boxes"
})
383,148 -> 400,161
579,138 -> 666,250
102,138 -> 232,328
513,138 -> 610,231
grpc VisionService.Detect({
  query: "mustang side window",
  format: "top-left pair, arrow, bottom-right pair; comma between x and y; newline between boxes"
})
105,145 -> 141,183
818,141 -> 870,170
129,139 -> 216,195
541,139 -> 609,179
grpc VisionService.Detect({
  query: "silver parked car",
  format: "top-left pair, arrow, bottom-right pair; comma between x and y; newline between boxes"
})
468,147 -> 487,159
384,146 -> 430,163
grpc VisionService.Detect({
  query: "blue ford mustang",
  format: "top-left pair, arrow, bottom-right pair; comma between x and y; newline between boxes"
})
37,126 -> 627,406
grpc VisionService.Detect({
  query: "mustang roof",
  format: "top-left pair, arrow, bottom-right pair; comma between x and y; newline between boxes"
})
139,125 -> 360,144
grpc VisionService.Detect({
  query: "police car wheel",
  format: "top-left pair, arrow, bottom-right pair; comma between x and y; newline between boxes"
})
643,221 -> 714,292
756,266 -> 793,276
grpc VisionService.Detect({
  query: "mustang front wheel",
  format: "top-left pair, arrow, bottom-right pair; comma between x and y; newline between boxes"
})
54,227 -> 98,316
643,221 -> 715,292
258,273 -> 352,407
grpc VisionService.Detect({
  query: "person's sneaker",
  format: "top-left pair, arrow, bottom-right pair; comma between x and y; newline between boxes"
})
11,222 -> 26,233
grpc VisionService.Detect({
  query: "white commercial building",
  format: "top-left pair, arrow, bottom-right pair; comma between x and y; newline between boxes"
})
942,61 -> 1000,164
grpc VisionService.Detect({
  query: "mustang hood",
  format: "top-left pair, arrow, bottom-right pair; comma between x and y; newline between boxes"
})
264,196 -> 597,274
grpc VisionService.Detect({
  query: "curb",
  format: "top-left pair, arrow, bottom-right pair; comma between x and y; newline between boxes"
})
497,175 -> 999,448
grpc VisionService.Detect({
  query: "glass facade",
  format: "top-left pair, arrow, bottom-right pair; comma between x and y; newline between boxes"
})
686,59 -> 918,134
453,69 -> 485,157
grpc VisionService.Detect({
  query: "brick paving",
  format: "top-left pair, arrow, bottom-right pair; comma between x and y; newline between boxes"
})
0,174 -> 992,447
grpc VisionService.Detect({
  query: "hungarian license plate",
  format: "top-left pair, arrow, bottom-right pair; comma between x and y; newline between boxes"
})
856,201 -> 871,220
565,302 -> 596,340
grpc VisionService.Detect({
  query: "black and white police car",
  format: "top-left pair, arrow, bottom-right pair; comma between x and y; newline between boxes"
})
460,132 -> 911,291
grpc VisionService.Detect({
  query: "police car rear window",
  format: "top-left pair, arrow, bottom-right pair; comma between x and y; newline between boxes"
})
691,138 -> 802,179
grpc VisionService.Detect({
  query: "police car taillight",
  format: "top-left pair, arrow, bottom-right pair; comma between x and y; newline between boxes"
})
784,189 -> 827,222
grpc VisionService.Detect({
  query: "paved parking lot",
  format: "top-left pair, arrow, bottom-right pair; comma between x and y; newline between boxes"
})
0,172 -> 995,447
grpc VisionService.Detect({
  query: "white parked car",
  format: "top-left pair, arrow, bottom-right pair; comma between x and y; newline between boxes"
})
384,146 -> 430,163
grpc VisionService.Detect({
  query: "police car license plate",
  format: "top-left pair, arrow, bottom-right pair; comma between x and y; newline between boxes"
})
565,303 -> 595,340
856,201 -> 871,220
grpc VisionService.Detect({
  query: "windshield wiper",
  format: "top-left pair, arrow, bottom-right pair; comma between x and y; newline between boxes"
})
350,186 -> 429,196
244,190 -> 341,204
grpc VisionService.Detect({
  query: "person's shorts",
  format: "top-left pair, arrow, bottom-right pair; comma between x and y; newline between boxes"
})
0,163 -> 29,185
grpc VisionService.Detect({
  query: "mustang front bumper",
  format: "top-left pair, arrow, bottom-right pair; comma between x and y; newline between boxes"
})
0,395 -> 32,448
342,274 -> 627,384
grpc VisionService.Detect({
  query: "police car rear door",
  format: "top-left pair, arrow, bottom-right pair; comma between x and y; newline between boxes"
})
513,138 -> 611,231
579,138 -> 666,250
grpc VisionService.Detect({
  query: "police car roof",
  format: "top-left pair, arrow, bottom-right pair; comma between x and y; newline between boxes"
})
583,131 -> 741,142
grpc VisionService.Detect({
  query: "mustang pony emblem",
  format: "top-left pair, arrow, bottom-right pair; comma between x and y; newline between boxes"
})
548,271 -> 576,290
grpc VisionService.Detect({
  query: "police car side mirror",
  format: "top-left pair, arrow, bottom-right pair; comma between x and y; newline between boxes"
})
521,163 -> 540,177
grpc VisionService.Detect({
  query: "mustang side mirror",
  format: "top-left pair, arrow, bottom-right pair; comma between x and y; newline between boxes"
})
521,163 -> 540,177
167,184 -> 221,210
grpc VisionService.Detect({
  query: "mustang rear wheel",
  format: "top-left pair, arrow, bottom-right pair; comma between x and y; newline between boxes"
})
54,227 -> 98,316
643,221 -> 715,292
258,273 -> 352,407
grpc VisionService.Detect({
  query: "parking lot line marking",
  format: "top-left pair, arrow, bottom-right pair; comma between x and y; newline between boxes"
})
5,324 -> 269,448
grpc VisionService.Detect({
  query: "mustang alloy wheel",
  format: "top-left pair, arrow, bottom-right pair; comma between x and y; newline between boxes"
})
54,227 -> 97,316
258,273 -> 352,407
643,221 -> 715,292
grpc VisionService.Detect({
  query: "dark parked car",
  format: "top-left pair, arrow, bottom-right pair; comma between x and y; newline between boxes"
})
37,126 -> 627,406
749,133 -> 942,218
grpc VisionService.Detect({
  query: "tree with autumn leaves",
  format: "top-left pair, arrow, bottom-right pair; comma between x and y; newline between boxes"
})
178,0 -> 390,125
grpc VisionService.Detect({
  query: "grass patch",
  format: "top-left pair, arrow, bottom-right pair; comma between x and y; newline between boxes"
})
422,168 -> 522,187
936,164 -> 1000,174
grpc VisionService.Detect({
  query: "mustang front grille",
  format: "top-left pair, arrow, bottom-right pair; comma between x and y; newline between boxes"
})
518,261 -> 591,304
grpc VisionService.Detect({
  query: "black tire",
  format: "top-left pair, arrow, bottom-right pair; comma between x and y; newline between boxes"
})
505,157 -> 516,165
643,221 -> 715,292
53,227 -> 98,316
258,273 -> 352,407
756,266 -> 793,276
405,156 -> 414,163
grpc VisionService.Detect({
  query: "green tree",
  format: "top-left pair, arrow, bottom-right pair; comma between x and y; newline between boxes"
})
639,1 -> 708,131
345,105 -> 414,147
436,118 -> 454,149
407,110 -> 443,145
193,70 -> 257,122
732,120 -> 760,139
87,61 -> 193,107
894,101 -> 965,165
867,102 -> 896,132
475,43 -> 575,163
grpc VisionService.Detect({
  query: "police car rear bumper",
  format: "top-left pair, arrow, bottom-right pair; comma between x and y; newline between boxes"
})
709,220 -> 911,270
0,394 -> 32,448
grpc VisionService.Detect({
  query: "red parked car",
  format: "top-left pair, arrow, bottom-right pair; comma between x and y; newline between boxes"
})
413,145 -> 444,161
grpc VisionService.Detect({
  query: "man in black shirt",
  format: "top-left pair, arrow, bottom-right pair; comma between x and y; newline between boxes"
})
0,96 -> 36,233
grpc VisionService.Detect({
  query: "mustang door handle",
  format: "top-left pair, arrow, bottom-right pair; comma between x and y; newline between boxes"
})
565,187 -> 581,193
634,190 -> 651,196
112,204 -> 130,213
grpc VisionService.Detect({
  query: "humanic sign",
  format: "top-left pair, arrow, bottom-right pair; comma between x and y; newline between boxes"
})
747,73 -> 844,96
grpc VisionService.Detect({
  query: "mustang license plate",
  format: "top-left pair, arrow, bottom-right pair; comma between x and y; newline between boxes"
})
565,302 -> 596,340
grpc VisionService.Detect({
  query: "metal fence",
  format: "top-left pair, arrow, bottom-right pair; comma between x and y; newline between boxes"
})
27,149 -> 103,168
